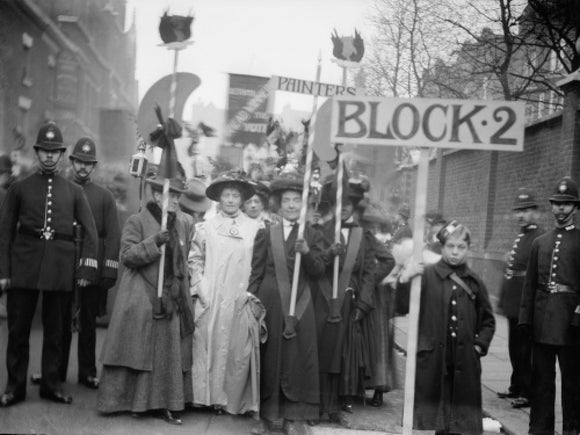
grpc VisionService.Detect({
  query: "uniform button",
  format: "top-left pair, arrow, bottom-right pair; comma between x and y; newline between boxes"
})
552,273 -> 557,277
47,193 -> 52,198
47,217 -> 51,222
48,201 -> 52,206
553,264 -> 557,269
554,257 -> 558,261
557,234 -> 562,238
451,300 -> 457,305
452,285 -> 457,290
48,178 -> 52,183
555,249 -> 560,253
451,332 -> 457,338
518,233 -> 524,237
48,209 -> 52,214
550,281 -> 555,285
451,315 -> 457,321
515,238 -> 520,242
511,250 -> 516,255
46,226 -> 51,231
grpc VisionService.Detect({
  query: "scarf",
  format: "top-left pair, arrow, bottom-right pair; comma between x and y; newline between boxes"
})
146,201 -> 195,337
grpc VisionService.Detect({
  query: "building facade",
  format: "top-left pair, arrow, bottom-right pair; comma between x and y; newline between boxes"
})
0,0 -> 137,166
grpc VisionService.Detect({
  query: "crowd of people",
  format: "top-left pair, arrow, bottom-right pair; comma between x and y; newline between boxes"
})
0,121 -> 579,435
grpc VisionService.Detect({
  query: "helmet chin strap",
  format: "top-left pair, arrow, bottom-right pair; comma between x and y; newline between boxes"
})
555,206 -> 576,226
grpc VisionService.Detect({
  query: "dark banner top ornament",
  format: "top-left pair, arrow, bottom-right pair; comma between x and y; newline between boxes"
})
331,28 -> 364,63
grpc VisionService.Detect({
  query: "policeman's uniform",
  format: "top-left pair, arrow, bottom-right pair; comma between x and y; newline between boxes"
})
519,177 -> 580,435
60,138 -> 120,388
0,122 -> 98,405
497,189 -> 543,405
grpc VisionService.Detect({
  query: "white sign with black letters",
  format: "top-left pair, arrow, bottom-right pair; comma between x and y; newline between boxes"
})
330,95 -> 526,151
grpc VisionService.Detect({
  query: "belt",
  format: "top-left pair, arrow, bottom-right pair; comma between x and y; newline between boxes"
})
19,227 -> 74,242
540,283 -> 576,294
505,269 -> 526,279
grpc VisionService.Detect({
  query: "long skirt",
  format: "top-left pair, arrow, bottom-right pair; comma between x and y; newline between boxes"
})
97,315 -> 193,413
366,283 -> 399,391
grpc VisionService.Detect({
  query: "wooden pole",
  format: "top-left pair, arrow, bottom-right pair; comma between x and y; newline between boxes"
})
157,48 -> 179,299
288,53 -> 322,316
332,65 -> 348,300
402,147 -> 430,434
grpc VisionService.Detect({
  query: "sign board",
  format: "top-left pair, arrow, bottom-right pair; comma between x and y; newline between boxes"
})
226,73 -> 271,147
330,95 -> 526,152
271,75 -> 357,97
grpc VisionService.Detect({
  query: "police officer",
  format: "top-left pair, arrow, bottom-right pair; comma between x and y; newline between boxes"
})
497,188 -> 543,409
31,137 -> 120,389
0,122 -> 98,406
519,176 -> 580,435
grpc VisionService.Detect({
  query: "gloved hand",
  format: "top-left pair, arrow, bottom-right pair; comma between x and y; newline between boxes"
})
154,230 -> 170,246
100,278 -> 116,290
0,278 -> 11,292
351,307 -> 365,322
399,259 -> 424,284
327,242 -> 345,257
295,238 -> 310,255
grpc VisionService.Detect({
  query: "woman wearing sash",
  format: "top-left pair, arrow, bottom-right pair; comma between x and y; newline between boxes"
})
188,171 -> 262,415
312,178 -> 377,422
247,172 -> 326,434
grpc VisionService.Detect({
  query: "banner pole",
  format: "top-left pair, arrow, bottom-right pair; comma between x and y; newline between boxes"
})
157,48 -> 179,299
402,147 -> 429,434
289,52 -> 322,316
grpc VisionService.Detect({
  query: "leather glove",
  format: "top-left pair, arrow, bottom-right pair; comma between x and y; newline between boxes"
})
327,243 -> 345,257
100,278 -> 116,290
351,307 -> 365,322
154,230 -> 170,246
295,238 -> 310,255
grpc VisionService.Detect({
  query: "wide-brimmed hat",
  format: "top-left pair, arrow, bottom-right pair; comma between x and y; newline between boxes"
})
248,180 -> 271,203
206,172 -> 255,201
320,175 -> 370,206
145,176 -> 186,194
69,137 -> 98,163
549,176 -> 580,203
512,188 -> 538,210
179,178 -> 211,213
34,122 -> 66,151
270,172 -> 304,195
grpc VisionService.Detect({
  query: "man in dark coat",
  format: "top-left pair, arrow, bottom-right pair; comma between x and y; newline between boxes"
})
247,172 -> 326,434
312,177 -> 376,422
0,122 -> 99,407
497,188 -> 543,408
31,138 -> 120,390
519,176 -> 580,435
406,221 -> 495,435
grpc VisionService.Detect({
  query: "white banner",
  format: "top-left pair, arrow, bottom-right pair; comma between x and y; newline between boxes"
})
330,96 -> 526,151
271,75 -> 358,97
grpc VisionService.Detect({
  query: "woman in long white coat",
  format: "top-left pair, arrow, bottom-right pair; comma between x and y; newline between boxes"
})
189,172 -> 262,415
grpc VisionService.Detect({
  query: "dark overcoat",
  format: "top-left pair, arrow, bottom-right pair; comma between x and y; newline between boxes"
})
519,226 -> 580,346
79,180 -> 121,281
247,223 -> 326,408
498,224 -> 543,319
414,260 -> 495,435
101,207 -> 195,371
0,172 -> 98,290
312,219 -> 376,380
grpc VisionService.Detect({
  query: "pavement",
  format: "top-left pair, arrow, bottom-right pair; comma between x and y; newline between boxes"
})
0,302 -> 564,435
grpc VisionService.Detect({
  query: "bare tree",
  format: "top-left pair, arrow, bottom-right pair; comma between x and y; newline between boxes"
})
527,0 -> 580,72
365,0 -> 455,98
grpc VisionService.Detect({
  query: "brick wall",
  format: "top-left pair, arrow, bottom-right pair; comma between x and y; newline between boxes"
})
395,79 -> 580,303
